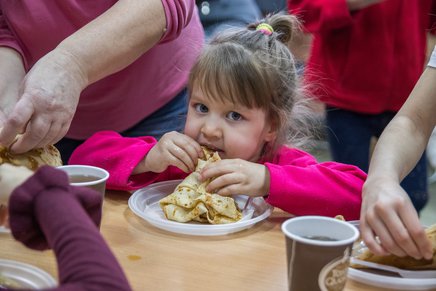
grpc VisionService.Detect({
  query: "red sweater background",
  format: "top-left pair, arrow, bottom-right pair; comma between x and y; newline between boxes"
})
288,0 -> 435,114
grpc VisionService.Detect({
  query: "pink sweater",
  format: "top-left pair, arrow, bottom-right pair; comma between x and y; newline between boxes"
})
0,0 -> 203,139
69,131 -> 366,220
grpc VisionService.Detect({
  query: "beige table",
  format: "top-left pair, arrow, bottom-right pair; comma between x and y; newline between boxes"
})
0,191 -> 424,291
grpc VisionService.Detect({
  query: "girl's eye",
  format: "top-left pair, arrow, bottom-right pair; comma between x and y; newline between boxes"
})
227,111 -> 242,121
194,103 -> 208,113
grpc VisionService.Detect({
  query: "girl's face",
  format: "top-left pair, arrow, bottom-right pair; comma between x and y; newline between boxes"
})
185,84 -> 276,162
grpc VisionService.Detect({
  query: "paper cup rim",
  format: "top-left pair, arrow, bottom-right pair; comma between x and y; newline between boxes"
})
57,165 -> 110,186
281,216 -> 359,246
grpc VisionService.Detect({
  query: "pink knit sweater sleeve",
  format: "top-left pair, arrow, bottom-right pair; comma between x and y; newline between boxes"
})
69,131 -> 187,191
265,148 -> 366,220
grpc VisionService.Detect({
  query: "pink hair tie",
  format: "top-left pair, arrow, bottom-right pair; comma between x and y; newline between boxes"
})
256,23 -> 274,36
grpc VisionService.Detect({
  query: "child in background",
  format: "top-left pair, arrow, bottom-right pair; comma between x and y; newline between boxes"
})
69,13 -> 366,220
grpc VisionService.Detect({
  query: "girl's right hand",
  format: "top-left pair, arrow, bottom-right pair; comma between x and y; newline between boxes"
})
142,131 -> 203,173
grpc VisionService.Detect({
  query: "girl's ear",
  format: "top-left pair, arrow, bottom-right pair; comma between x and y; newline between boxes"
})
264,119 -> 278,142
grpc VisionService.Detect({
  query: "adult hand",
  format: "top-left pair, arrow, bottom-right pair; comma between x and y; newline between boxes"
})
200,159 -> 270,197
360,177 -> 433,260
139,131 -> 203,174
346,0 -> 384,11
0,49 -> 87,153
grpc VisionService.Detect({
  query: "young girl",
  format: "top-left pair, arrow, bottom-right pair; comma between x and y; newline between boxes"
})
69,13 -> 366,220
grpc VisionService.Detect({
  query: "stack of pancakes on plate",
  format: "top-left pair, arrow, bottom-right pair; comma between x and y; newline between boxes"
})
159,147 -> 242,224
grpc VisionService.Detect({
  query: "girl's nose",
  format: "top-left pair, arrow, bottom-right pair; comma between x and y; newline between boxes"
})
201,119 -> 222,139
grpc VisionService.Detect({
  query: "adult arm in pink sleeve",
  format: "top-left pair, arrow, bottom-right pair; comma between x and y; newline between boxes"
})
160,0 -> 197,42
0,0 -> 199,153
69,131 -> 187,191
9,166 -> 131,291
288,0 -> 353,33
265,148 -> 366,220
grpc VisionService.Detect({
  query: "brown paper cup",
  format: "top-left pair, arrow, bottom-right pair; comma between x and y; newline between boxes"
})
281,216 -> 359,291
57,165 -> 109,198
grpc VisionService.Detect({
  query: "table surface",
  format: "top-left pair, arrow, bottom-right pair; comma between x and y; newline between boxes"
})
0,190 -> 424,291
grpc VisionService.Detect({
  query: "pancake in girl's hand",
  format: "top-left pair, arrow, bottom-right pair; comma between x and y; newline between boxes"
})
159,147 -> 242,224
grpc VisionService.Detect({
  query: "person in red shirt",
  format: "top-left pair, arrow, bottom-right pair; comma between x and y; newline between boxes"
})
288,0 -> 436,213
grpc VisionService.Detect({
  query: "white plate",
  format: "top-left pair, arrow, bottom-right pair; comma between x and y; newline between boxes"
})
347,221 -> 436,290
0,226 -> 10,234
128,180 -> 273,236
0,259 -> 57,288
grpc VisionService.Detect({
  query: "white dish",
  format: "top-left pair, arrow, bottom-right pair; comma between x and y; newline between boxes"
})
128,180 -> 273,236
0,259 -> 57,289
0,225 -> 10,234
348,267 -> 436,290
347,221 -> 436,290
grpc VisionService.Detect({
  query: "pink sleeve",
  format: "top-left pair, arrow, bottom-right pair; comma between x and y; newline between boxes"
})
265,149 -> 366,220
160,0 -> 197,42
69,131 -> 188,191
0,9 -> 27,67
69,131 -> 160,191
288,0 -> 353,33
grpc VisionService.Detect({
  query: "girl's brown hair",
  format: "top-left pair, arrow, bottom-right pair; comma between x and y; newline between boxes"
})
188,12 -> 317,161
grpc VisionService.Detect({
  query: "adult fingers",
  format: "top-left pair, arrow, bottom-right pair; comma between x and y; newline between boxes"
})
360,217 -> 390,256
0,99 -> 33,148
398,204 -> 433,259
34,120 -> 66,149
10,115 -> 51,153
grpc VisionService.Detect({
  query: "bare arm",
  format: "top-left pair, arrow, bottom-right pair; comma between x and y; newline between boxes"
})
56,0 -> 166,85
0,48 -> 25,123
361,66 -> 436,260
0,0 -> 171,151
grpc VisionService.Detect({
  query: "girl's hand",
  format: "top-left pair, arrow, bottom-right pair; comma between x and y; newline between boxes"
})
360,177 -> 433,260
141,131 -> 203,174
200,159 -> 270,197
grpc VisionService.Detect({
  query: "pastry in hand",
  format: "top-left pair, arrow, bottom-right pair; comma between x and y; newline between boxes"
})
0,144 -> 62,171
159,147 -> 242,224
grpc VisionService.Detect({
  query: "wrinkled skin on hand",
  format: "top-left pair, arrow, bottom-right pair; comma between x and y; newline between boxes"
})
0,50 -> 87,153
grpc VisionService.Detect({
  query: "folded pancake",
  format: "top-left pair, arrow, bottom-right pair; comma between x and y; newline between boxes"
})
353,224 -> 436,270
159,147 -> 242,224
0,144 -> 62,171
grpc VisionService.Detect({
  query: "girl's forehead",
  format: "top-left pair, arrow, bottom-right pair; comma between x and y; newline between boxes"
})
191,80 -> 252,108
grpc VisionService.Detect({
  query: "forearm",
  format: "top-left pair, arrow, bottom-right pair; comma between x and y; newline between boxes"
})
55,0 -> 166,85
0,47 -> 25,111
368,66 -> 436,183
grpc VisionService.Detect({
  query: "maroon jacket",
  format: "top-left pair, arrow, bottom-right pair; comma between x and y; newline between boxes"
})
288,0 -> 435,114
8,166 -> 131,291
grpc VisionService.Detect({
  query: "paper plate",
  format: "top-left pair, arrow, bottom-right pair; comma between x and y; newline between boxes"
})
0,226 -> 10,234
0,259 -> 57,289
128,180 -> 273,236
347,221 -> 436,290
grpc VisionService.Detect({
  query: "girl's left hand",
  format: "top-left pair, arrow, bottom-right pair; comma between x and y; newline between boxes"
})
200,159 -> 270,197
